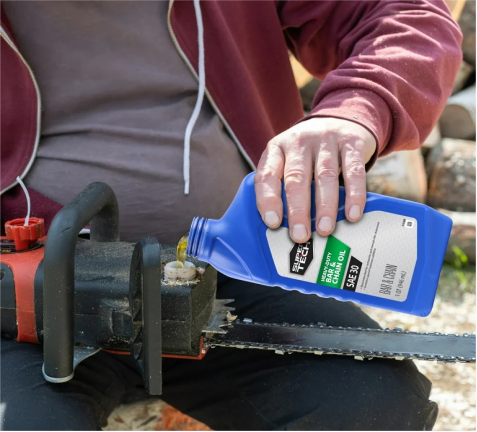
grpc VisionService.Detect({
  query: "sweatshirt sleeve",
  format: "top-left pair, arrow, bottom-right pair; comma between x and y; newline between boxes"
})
278,0 -> 463,166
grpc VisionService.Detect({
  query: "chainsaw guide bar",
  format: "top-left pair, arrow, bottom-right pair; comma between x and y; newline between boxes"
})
204,318 -> 476,364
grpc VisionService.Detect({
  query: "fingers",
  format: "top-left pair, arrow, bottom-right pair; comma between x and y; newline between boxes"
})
255,143 -> 285,229
341,139 -> 367,223
315,138 -> 340,236
283,140 -> 314,243
255,118 -> 372,244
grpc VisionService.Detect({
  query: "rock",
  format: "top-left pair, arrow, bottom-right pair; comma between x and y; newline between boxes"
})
439,209 -> 476,264
367,149 -> 427,203
452,61 -> 474,95
427,138 -> 476,212
439,85 -> 476,140
458,0 -> 476,66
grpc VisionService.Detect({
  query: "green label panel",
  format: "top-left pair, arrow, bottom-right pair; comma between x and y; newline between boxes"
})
317,235 -> 350,288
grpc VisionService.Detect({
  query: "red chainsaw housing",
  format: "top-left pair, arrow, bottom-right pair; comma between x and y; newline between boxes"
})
1,234 -> 45,344
1,234 -> 209,360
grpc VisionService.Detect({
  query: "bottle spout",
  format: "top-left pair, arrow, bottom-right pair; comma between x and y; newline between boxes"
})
187,217 -> 209,258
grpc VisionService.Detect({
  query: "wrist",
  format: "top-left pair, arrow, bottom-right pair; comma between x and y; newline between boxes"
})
300,88 -> 392,168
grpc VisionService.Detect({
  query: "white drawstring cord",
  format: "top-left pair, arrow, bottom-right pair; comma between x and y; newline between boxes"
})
183,0 -> 205,195
16,176 -> 31,226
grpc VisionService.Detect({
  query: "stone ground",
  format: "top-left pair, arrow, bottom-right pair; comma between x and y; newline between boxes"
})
361,265 -> 476,432
104,266 -> 476,431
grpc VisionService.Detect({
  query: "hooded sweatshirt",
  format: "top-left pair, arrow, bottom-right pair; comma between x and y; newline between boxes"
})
3,1 -> 251,242
0,0 -> 463,238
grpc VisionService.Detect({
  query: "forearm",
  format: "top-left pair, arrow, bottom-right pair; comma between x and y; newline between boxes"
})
282,0 -> 463,164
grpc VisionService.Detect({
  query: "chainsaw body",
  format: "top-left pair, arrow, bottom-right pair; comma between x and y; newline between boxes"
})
1,183 -> 217,395
1,240 -> 215,354
2,182 -> 475,397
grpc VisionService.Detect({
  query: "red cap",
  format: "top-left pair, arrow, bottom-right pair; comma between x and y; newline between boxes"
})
5,218 -> 45,251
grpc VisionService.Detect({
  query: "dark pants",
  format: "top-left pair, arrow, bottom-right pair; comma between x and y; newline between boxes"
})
1,276 -> 438,431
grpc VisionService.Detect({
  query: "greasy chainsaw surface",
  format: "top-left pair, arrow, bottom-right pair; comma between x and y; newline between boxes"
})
104,266 -> 475,431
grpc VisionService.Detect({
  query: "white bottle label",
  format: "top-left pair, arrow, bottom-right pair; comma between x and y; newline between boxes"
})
266,211 -> 417,302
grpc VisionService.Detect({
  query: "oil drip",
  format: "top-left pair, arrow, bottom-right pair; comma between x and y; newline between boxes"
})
176,233 -> 189,268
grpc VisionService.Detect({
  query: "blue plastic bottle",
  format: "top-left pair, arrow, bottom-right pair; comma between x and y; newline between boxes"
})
187,172 -> 452,316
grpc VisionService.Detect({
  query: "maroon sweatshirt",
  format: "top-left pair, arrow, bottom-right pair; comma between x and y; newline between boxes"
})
0,0 -> 462,232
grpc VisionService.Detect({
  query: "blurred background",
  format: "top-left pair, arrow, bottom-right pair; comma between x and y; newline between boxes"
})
105,1 -> 476,430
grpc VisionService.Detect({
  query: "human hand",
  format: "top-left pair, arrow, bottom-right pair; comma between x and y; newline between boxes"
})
255,117 -> 376,243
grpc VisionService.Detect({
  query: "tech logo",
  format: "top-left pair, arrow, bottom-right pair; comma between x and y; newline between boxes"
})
289,238 -> 314,276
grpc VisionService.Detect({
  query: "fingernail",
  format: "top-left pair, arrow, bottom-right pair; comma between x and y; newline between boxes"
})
264,211 -> 280,227
318,217 -> 333,233
292,224 -> 308,242
349,205 -> 361,220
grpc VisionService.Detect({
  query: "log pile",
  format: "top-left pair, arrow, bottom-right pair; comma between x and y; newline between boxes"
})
425,3 -> 475,263
292,2 -> 476,264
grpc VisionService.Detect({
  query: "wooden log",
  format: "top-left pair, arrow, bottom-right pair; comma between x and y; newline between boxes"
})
367,149 -> 427,203
290,55 -> 313,89
445,0 -> 467,21
425,132 -> 444,178
458,0 -> 475,66
427,138 -> 476,212
452,61 -> 474,95
439,209 -> 476,264
439,85 -> 476,140
422,124 -> 441,157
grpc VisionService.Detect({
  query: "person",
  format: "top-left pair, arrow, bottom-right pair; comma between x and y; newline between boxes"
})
0,1 -> 462,430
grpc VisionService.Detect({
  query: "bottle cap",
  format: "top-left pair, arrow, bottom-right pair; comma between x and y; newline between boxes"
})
5,217 -> 45,251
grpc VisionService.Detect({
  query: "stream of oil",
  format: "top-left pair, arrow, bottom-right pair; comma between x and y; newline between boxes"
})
176,234 -> 189,268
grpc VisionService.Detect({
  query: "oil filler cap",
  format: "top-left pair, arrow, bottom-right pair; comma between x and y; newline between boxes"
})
5,217 -> 45,251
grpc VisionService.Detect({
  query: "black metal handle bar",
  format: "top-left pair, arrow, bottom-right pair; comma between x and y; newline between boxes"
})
43,182 -> 119,382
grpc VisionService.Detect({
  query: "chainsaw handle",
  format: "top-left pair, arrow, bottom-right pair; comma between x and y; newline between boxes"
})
43,182 -> 119,382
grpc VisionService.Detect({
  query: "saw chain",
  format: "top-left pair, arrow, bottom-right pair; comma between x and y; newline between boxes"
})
203,302 -> 476,364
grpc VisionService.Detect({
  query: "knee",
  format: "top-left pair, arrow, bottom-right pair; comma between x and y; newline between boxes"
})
279,357 -> 438,431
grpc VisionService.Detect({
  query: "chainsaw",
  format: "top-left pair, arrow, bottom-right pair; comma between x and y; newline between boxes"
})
1,182 -> 475,396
